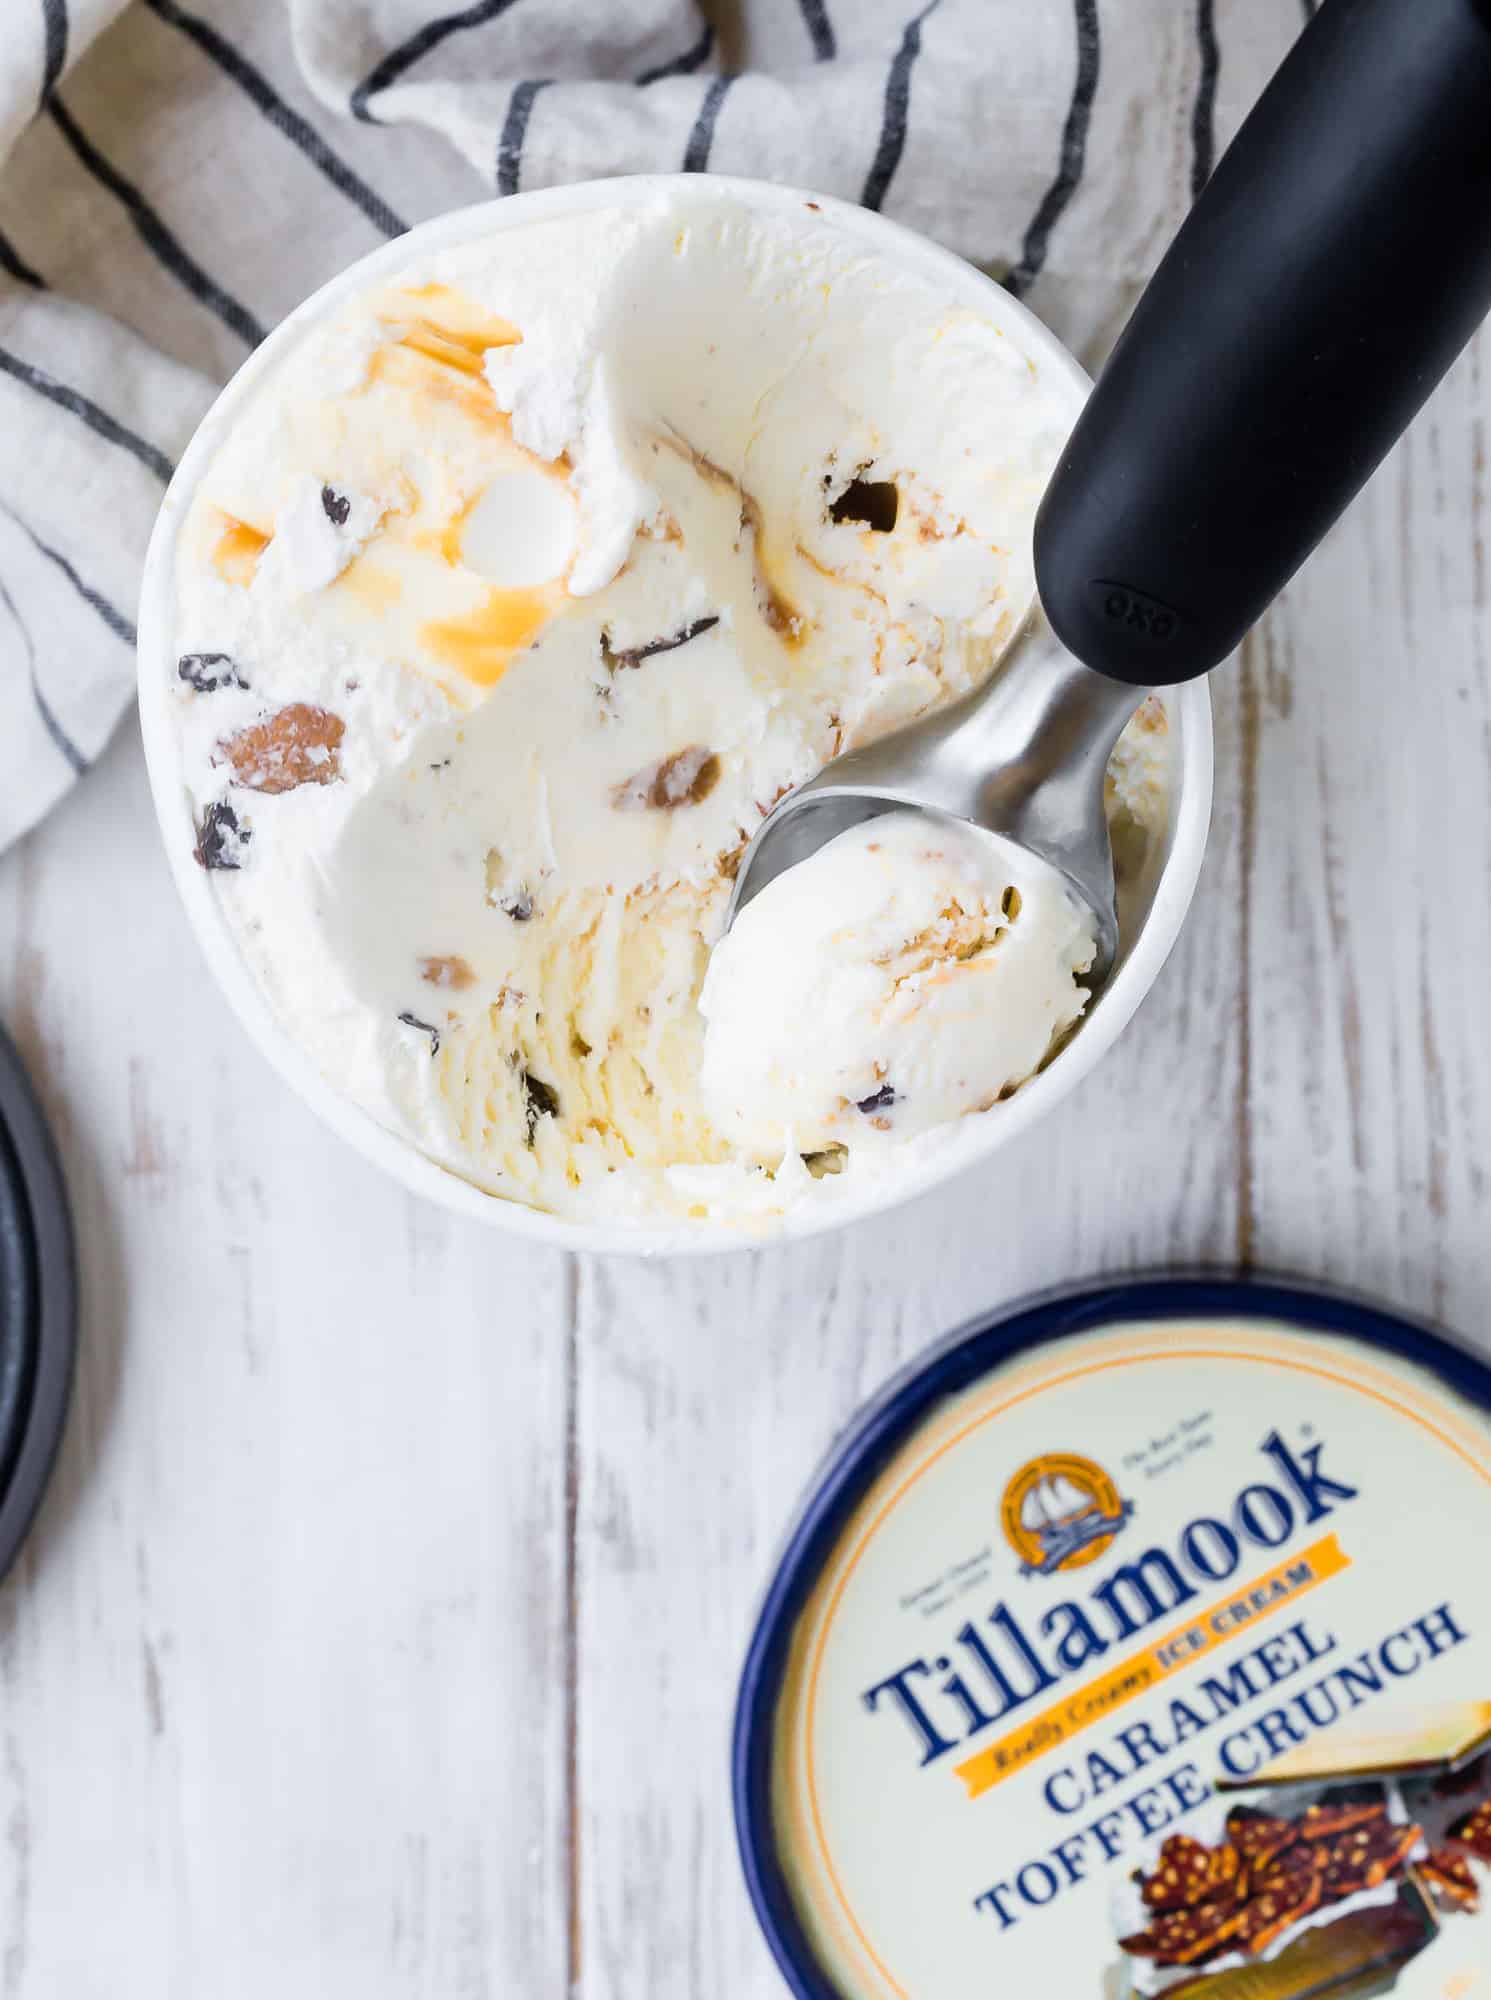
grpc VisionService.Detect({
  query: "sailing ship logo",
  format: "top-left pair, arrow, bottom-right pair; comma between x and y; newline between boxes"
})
1001,1452 -> 1134,1578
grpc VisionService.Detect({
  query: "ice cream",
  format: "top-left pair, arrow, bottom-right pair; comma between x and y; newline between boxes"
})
166,191 -> 1174,1228
699,815 -> 1097,1163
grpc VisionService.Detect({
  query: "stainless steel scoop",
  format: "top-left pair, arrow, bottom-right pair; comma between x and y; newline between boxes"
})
729,613 -> 1137,974
729,0 -> 1491,970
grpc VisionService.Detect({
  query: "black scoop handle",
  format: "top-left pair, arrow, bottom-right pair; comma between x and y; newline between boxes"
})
1035,0 -> 1491,688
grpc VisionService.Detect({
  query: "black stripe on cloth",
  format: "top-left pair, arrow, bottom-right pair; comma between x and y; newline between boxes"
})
0,227 -> 46,288
496,77 -> 552,196
862,0 -> 944,213
144,0 -> 408,239
797,0 -> 836,61
39,0 -> 68,108
637,24 -> 715,84
682,74 -> 734,173
11,512 -> 137,645
47,97 -> 266,347
1301,0 -> 1316,16
351,0 -> 526,123
1004,0 -> 1100,298
0,570 -> 87,774
1192,0 -> 1220,198
0,347 -> 175,484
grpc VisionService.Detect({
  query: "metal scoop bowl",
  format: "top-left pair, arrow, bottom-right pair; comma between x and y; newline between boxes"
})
727,612 -> 1138,979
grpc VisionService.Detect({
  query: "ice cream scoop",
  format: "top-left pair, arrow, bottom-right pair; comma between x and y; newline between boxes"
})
725,612 -> 1134,975
700,812 -> 1098,1163
729,0 -> 1491,974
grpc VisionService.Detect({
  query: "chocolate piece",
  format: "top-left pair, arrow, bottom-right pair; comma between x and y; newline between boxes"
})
1251,1839 -> 1316,1899
601,615 -> 720,672
1140,1835 -> 1221,1911
320,484 -> 351,526
1120,1900 -> 1247,1966
521,1070 -> 560,1146
1232,1868 -> 1323,1957
1316,1853 -> 1367,1905
193,798 -> 250,871
611,745 -> 721,811
499,889 -> 534,922
1297,1799 -> 1386,1843
1419,1846 -> 1479,1911
1226,1805 -> 1297,1875
1450,1799 -> 1491,1859
1200,1840 -> 1245,1906
1367,1821 -> 1425,1884
220,703 -> 344,794
397,1012 -> 440,1056
178,652 -> 248,693
855,1084 -> 896,1115
1314,1818 -> 1421,1901
828,476 -> 898,533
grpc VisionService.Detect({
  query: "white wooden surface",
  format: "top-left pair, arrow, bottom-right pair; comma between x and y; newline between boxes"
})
3,322 -> 1491,1998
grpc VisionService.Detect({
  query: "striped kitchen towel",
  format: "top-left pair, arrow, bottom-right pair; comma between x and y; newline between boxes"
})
0,0 -> 1308,853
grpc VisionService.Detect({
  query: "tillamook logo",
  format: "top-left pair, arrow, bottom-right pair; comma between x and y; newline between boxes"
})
862,1431 -> 1359,1768
1001,1453 -> 1134,1577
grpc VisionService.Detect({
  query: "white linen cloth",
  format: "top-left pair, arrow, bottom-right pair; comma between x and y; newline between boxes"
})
0,0 -> 1310,851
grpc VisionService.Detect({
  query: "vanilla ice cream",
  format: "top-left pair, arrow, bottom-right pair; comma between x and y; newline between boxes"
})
166,191 -> 1174,1228
699,816 -> 1097,1163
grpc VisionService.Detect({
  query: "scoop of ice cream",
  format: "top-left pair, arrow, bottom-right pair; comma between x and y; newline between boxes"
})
697,813 -> 1096,1163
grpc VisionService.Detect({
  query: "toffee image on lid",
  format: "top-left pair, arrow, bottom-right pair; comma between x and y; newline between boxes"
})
733,1278 -> 1491,1999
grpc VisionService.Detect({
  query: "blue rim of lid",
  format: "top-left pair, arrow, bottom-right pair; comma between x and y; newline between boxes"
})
0,1026 -> 77,1585
730,1273 -> 1491,2000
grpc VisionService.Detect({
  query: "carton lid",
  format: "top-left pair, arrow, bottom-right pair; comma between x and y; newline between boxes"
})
0,1027 -> 76,1583
734,1278 -> 1491,1999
